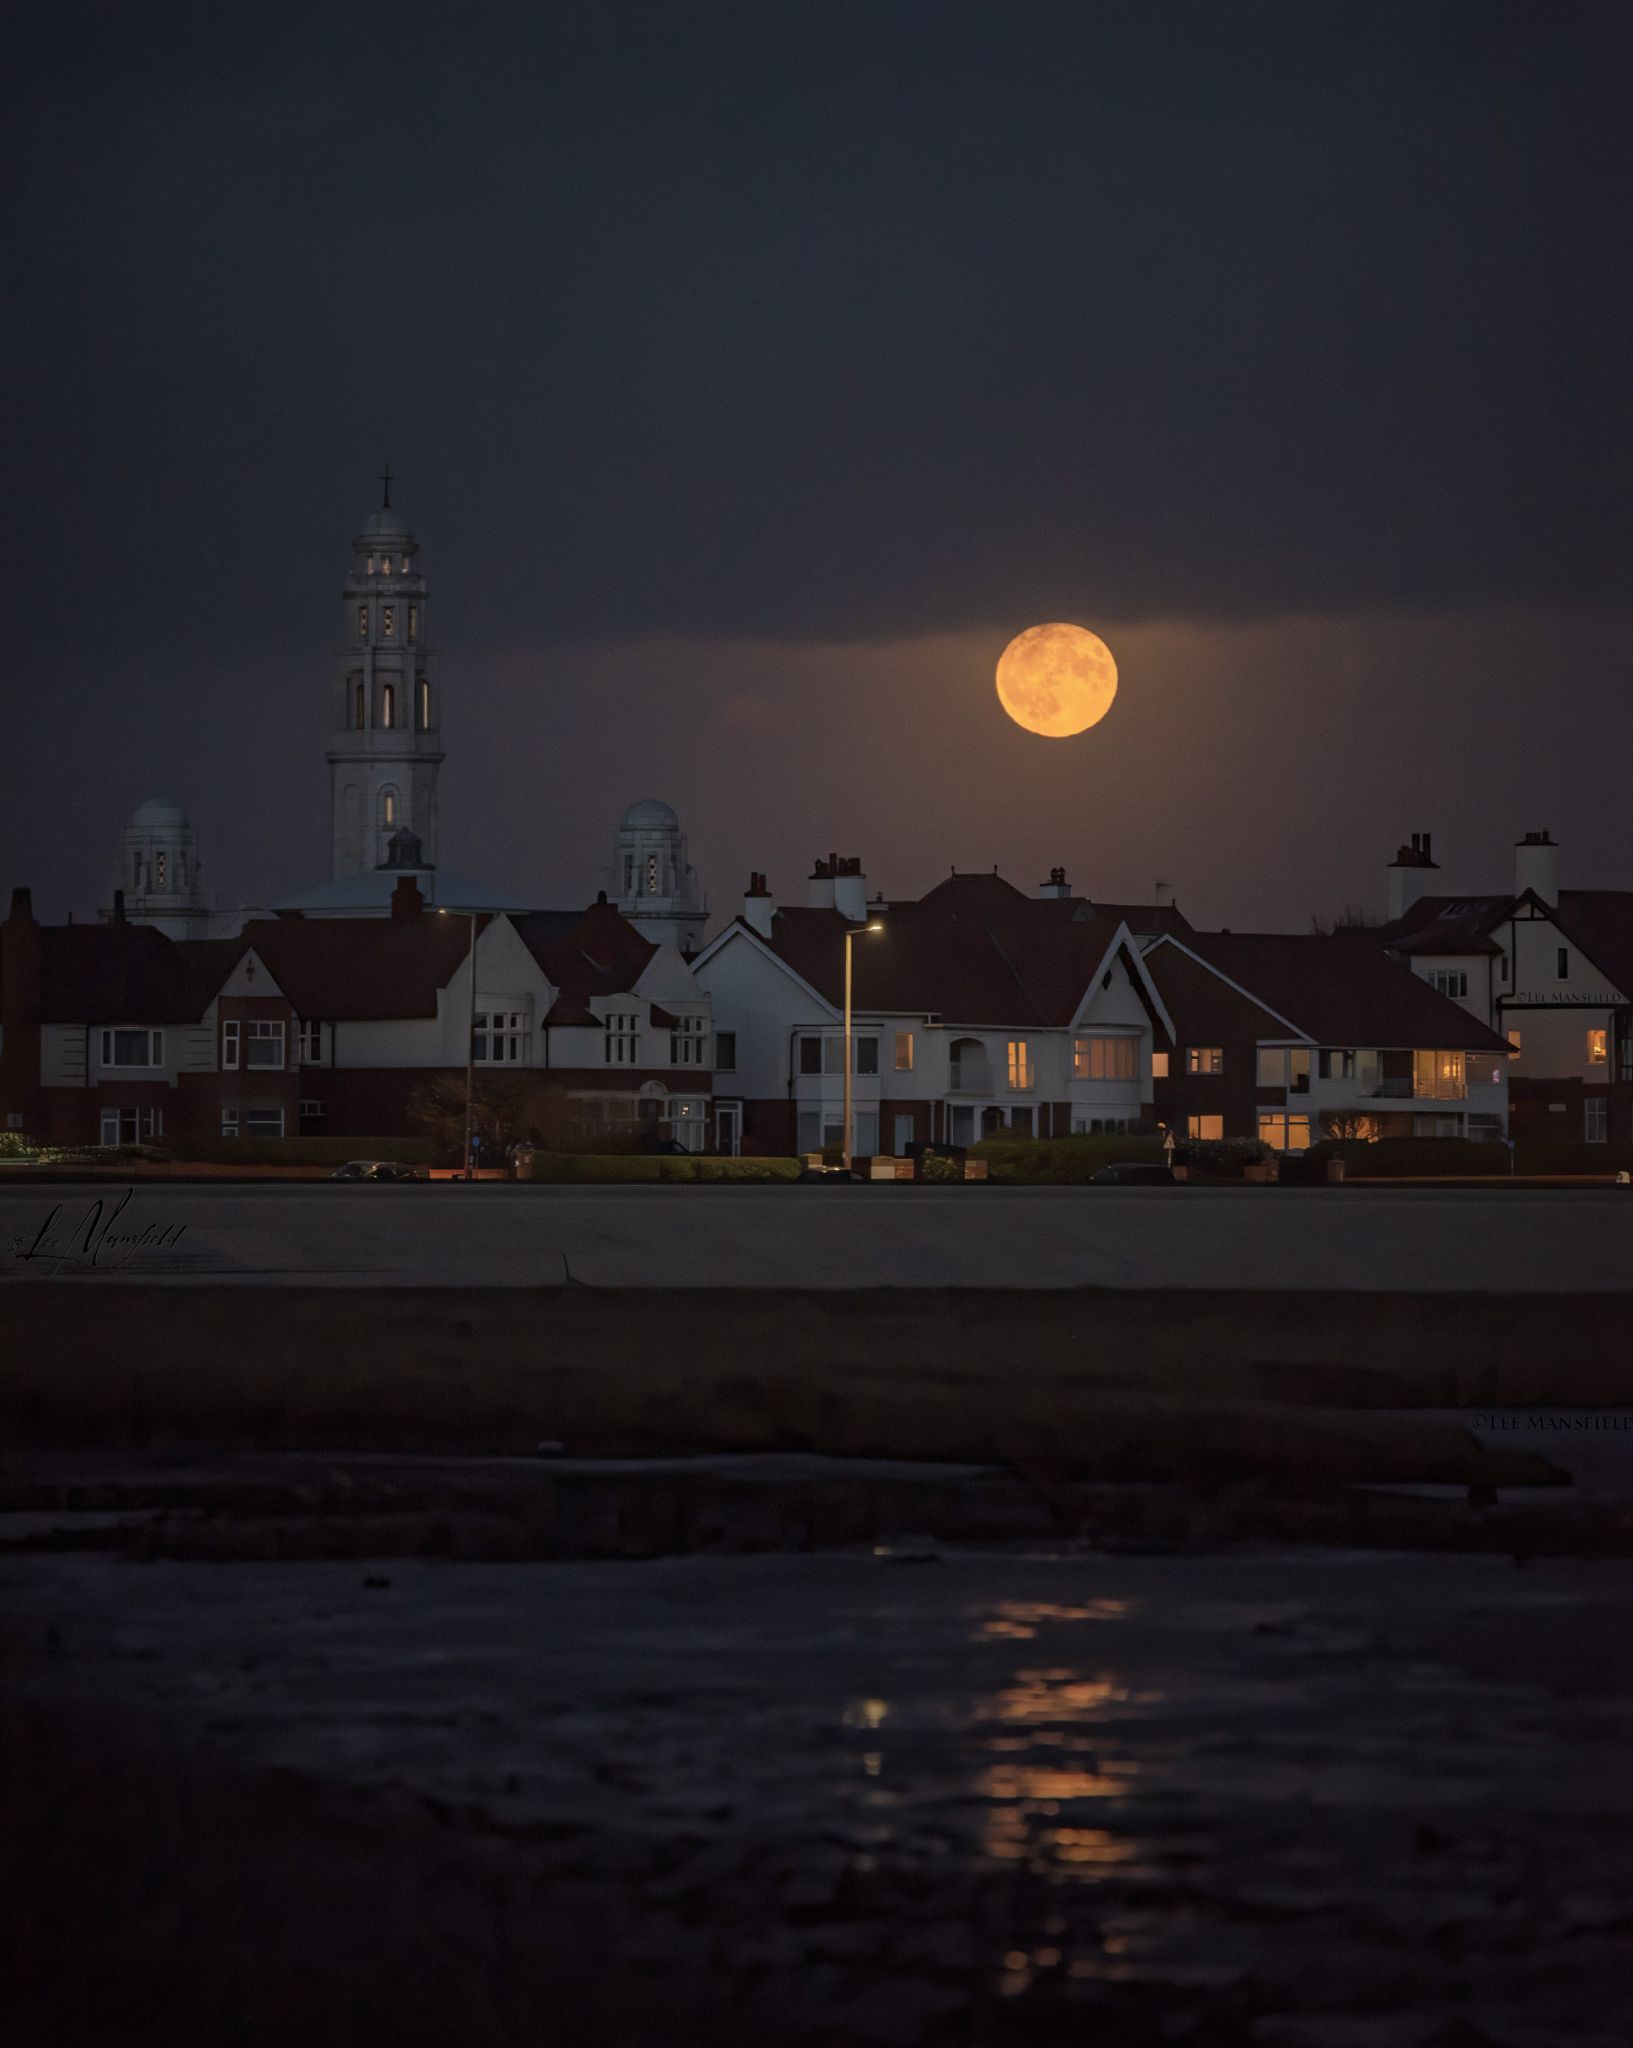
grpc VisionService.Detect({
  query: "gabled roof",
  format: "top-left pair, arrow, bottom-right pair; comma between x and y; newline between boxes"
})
1554,891 -> 1633,1000
32,923 -> 210,1024
1171,931 -> 1513,1053
228,915 -> 472,1020
1142,936 -> 1300,1047
1371,894 -> 1511,957
512,901 -> 658,1005
724,871 -> 1165,1030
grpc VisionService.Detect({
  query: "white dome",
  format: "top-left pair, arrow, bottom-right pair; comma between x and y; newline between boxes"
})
132,797 -> 189,829
621,797 -> 679,831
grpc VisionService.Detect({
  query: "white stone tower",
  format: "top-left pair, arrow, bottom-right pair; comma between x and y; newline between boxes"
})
327,472 -> 443,880
102,798 -> 211,937
612,798 -> 707,954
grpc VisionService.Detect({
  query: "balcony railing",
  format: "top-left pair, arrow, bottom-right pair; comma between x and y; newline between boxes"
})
948,1064 -> 994,1094
1367,1075 -> 1466,1101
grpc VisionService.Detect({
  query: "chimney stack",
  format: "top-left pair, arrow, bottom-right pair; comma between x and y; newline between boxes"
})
1386,830 -> 1439,922
1514,830 -> 1558,908
743,871 -> 774,939
808,854 -> 868,922
1037,866 -> 1072,900
390,875 -> 424,921
111,888 -> 127,924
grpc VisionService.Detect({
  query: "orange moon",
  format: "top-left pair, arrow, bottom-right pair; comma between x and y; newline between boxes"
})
995,622 -> 1118,737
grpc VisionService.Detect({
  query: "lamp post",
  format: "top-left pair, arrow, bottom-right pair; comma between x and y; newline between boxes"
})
439,907 -> 479,1180
841,918 -> 885,1173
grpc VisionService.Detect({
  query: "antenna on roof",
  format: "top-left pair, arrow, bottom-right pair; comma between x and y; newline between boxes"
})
380,462 -> 392,509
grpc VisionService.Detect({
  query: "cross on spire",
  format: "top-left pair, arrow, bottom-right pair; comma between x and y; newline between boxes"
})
380,463 -> 393,509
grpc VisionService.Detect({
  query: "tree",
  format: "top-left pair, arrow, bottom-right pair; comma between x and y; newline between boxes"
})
1308,905 -> 1379,936
1319,1110 -> 1382,1142
407,1071 -> 562,1160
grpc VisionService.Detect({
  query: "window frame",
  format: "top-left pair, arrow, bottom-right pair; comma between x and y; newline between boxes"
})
1006,1039 -> 1035,1091
100,1027 -> 163,1070
603,1012 -> 639,1065
1186,1046 -> 1224,1076
244,1019 -> 285,1071
1587,1027 -> 1608,1066
1073,1034 -> 1136,1081
714,1030 -> 737,1073
894,1030 -> 914,1072
474,1010 -> 529,1065
221,1019 -> 239,1070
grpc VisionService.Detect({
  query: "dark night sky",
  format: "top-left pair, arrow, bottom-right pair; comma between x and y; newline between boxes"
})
4,1 -> 1629,931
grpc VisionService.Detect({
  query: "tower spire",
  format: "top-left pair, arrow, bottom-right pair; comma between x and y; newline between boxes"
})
380,462 -> 393,509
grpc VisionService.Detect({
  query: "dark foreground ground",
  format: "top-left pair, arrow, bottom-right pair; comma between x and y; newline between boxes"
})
5,1544 -> 1633,2048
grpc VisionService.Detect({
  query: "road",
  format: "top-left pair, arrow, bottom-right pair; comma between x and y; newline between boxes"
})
0,1179 -> 1627,1289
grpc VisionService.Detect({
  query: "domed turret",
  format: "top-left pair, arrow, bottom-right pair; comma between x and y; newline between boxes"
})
103,797 -> 210,937
612,798 -> 706,955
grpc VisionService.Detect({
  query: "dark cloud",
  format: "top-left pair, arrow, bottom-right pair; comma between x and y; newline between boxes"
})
3,2 -> 1629,920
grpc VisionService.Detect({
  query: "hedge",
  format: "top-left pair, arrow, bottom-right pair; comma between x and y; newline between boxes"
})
157,1135 -> 437,1167
528,1153 -> 802,1184
1513,1140 -> 1633,1176
972,1135 -> 1166,1183
1305,1137 -> 1511,1178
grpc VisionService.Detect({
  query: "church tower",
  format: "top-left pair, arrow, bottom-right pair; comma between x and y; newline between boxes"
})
612,798 -> 707,954
326,474 -> 443,880
101,797 -> 211,937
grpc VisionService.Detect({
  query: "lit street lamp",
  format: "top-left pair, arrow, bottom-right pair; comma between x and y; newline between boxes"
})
842,918 -> 885,1173
438,906 -> 479,1180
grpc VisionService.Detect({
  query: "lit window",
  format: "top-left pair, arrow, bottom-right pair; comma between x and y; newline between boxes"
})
1585,1097 -> 1609,1143
855,1036 -> 878,1075
245,1020 -> 285,1070
1587,1028 -> 1608,1066
646,853 -> 659,894
382,606 -> 395,638
1007,1040 -> 1034,1090
417,677 -> 429,730
355,681 -> 366,728
895,1030 -> 914,1072
1413,1049 -> 1465,1099
1073,1035 -> 1135,1080
1318,1048 -> 1357,1080
1507,1029 -> 1522,1052
408,605 -> 418,640
1151,1051 -> 1169,1079
222,1020 -> 239,1070
382,557 -> 392,576
474,1011 -> 528,1064
382,789 -> 397,826
100,1028 -> 163,1068
1557,947 -> 1569,980
366,556 -> 375,574
381,683 -> 395,728
358,605 -> 369,640
155,851 -> 167,890
1257,1112 -> 1312,1152
299,1021 -> 323,1064
604,1013 -> 639,1064
1186,1047 -> 1224,1075
1186,1114 -> 1224,1140
1429,970 -> 1468,999
715,1031 -> 736,1072
670,1016 -> 706,1065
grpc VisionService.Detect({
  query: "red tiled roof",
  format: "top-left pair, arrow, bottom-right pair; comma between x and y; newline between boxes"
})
513,901 -> 657,1002
232,915 -> 472,1020
1174,931 -> 1513,1052
754,872 -> 1151,1027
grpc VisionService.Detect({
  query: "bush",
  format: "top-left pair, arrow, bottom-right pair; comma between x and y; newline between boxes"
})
1172,1136 -> 1276,1180
972,1134 -> 1166,1183
1306,1137 -> 1511,1179
1513,1140 -> 1633,1176
528,1153 -> 801,1184
162,1135 -> 437,1166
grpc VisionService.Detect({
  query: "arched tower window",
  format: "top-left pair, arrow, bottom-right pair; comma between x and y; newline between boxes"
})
354,681 -> 366,729
357,605 -> 369,641
381,606 -> 395,639
417,677 -> 430,731
155,851 -> 168,890
381,683 -> 396,729
381,788 -> 398,827
645,853 -> 659,894
408,605 -> 418,640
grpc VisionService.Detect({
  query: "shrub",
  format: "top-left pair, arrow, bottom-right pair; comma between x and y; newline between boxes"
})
1172,1136 -> 1276,1180
528,1153 -> 800,1184
1512,1140 -> 1633,1176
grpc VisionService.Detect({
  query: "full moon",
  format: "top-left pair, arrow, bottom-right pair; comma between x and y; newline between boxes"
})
995,622 -> 1118,738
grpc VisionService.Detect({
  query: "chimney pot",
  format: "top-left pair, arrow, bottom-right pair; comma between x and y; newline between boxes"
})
7,886 -> 34,924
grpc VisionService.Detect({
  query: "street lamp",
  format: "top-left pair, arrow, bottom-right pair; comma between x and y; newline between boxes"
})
842,918 -> 885,1173
438,906 -> 479,1181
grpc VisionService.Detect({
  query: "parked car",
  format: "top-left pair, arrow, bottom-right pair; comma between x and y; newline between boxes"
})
1089,1161 -> 1177,1186
329,1160 -> 426,1182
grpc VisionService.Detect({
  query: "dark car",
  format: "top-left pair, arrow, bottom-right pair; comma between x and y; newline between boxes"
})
329,1160 -> 425,1182
1090,1161 -> 1177,1186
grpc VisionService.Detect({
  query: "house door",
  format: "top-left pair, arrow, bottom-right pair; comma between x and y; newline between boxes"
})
893,1114 -> 915,1156
100,1109 -> 120,1147
716,1102 -> 741,1156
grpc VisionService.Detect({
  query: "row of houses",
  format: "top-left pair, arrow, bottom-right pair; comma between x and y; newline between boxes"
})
1,832 -> 1627,1157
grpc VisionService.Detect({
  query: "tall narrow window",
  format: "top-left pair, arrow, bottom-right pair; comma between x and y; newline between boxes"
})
382,606 -> 395,638
381,556 -> 392,576
381,683 -> 396,729
1557,947 -> 1570,980
894,1031 -> 914,1071
408,605 -> 418,640
382,789 -> 397,826
646,853 -> 659,894
355,681 -> 366,728
358,605 -> 369,640
1587,1028 -> 1608,1066
417,678 -> 429,730
1007,1040 -> 1034,1090
155,851 -> 167,890
366,555 -> 375,574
